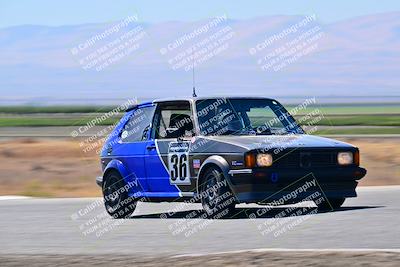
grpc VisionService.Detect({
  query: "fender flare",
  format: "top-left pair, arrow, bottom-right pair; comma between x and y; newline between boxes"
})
103,159 -> 134,184
196,155 -> 237,200
103,159 -> 144,197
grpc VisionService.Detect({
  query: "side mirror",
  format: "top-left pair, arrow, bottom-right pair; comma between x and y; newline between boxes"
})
141,125 -> 151,140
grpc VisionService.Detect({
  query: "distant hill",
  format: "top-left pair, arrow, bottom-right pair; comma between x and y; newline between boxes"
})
0,12 -> 399,104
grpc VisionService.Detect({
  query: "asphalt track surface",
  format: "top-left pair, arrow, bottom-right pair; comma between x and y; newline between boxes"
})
0,186 -> 399,256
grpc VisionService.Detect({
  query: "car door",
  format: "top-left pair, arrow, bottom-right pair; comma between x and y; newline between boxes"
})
112,104 -> 156,194
144,101 -> 196,196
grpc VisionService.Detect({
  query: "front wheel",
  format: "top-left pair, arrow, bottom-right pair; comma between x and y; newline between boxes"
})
315,197 -> 345,211
200,166 -> 236,218
102,171 -> 137,218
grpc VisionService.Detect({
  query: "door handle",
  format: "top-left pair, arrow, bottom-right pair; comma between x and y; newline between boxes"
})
146,144 -> 156,150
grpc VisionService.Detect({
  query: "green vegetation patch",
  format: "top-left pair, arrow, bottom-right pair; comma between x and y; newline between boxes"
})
0,106 -> 117,114
0,117 -> 119,127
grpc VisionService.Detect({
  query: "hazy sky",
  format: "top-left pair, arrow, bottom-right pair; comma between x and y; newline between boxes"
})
1,0 -> 400,28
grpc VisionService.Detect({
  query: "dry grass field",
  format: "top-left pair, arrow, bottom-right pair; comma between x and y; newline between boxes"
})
0,137 -> 398,197
341,137 -> 400,186
0,138 -> 100,197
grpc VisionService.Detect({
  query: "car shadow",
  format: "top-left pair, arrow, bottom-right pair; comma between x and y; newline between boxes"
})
130,205 -> 383,220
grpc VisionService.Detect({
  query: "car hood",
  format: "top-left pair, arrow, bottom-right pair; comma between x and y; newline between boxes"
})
201,134 -> 353,151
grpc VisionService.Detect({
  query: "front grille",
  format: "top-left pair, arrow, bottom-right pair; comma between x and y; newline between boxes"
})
273,150 -> 338,168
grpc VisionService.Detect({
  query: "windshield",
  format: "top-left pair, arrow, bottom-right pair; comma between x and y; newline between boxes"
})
195,98 -> 303,136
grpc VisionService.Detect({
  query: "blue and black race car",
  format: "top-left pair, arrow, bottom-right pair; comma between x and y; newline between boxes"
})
97,97 -> 366,218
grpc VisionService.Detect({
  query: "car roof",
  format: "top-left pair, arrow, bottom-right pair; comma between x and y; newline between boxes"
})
128,96 -> 277,111
153,96 -> 276,103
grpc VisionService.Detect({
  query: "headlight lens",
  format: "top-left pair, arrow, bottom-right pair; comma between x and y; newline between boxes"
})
338,152 -> 353,165
256,153 -> 273,167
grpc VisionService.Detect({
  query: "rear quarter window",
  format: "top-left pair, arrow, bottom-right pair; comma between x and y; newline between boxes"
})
120,106 -> 155,142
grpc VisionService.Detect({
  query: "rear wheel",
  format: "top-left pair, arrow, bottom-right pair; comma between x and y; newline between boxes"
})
315,197 -> 345,211
102,171 -> 137,218
200,166 -> 236,218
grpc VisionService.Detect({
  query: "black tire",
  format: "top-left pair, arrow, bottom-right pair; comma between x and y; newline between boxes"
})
102,171 -> 137,218
200,166 -> 236,218
315,197 -> 345,211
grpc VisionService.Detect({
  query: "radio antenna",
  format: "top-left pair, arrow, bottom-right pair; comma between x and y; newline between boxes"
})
192,48 -> 197,97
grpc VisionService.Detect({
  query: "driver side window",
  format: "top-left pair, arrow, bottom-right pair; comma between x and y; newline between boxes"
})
153,102 -> 195,139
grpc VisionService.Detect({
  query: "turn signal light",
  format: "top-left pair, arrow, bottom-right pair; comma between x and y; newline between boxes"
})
245,153 -> 256,168
354,150 -> 360,166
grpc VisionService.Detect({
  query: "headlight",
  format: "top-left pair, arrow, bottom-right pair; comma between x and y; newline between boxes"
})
256,153 -> 273,167
337,152 -> 353,165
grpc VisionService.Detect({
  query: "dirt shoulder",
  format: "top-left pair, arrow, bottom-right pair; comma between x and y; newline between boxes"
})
1,251 -> 399,267
336,137 -> 400,186
0,138 -> 100,197
0,137 -> 398,197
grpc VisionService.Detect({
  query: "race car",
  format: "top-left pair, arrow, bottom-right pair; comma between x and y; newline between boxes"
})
96,97 -> 366,218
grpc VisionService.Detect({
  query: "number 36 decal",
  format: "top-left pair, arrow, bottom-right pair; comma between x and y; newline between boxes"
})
168,142 -> 191,185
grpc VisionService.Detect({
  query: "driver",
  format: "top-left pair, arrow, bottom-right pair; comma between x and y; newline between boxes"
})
215,105 -> 245,134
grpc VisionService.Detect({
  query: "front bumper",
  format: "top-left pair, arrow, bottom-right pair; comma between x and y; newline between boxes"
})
228,166 -> 366,203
